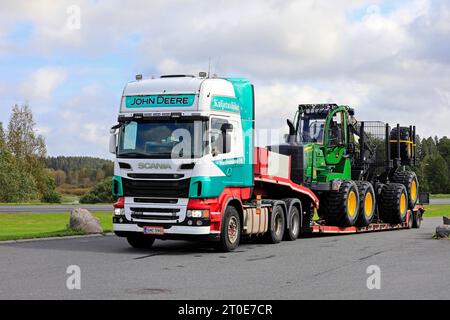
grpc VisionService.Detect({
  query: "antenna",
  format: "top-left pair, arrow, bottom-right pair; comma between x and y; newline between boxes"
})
208,56 -> 211,78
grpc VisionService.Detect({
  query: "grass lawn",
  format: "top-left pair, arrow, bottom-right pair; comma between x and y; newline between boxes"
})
423,204 -> 450,218
0,211 -> 112,241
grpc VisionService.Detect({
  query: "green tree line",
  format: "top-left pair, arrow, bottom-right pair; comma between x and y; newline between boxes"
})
415,136 -> 450,194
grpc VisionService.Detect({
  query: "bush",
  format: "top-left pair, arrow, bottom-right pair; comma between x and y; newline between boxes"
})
41,189 -> 62,203
79,178 -> 115,204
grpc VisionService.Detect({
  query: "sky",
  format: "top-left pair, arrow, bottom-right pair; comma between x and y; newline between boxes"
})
0,0 -> 449,159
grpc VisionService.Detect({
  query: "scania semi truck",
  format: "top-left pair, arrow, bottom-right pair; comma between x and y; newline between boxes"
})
109,74 -> 424,252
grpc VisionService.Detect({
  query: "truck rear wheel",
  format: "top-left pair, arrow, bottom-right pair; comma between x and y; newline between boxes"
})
216,205 -> 241,252
266,205 -> 285,244
320,180 -> 360,227
126,234 -> 156,249
391,171 -> 419,209
379,183 -> 408,224
355,181 -> 376,227
284,205 -> 300,241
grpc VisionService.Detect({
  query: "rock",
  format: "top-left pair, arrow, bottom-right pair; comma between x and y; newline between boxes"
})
443,216 -> 450,225
435,225 -> 450,239
69,208 -> 103,234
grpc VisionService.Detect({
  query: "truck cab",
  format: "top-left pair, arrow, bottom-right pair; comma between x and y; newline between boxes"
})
110,75 -> 255,247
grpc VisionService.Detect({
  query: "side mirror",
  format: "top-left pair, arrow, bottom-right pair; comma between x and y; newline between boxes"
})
220,123 -> 233,154
109,133 -> 117,154
109,124 -> 121,154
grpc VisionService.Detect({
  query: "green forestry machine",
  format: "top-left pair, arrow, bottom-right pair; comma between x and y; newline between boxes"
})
279,104 -> 419,227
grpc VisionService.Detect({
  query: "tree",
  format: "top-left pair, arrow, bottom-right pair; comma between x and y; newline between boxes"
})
0,122 -> 5,150
423,153 -> 450,194
6,104 -> 46,159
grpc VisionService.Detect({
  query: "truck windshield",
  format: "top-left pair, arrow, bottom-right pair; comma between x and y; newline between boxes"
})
118,120 -> 207,159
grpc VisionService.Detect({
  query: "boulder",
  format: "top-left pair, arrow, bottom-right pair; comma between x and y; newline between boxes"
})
69,208 -> 103,234
435,225 -> 450,239
443,216 -> 450,225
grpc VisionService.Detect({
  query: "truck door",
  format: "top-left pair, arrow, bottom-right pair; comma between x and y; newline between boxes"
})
210,117 -> 245,186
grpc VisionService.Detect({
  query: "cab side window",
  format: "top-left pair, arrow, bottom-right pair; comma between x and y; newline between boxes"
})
211,118 -> 232,155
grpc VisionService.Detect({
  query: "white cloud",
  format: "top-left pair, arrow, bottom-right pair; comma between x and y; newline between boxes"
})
20,67 -> 67,100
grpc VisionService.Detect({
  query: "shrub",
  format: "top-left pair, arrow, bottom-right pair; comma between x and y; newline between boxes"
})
79,178 -> 115,204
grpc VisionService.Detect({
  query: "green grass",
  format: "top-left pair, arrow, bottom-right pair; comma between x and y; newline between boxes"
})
423,204 -> 450,218
0,211 -> 112,241
430,194 -> 450,199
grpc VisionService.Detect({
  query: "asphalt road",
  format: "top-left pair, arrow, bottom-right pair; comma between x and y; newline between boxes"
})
0,204 -> 112,213
0,217 -> 448,300
430,198 -> 450,205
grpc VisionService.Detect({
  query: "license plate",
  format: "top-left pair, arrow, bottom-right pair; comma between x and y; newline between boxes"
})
143,226 -> 164,235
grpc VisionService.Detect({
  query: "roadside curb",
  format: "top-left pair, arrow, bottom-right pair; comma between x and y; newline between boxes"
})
0,232 -> 115,244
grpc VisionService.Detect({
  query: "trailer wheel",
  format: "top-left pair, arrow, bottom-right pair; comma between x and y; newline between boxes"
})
379,183 -> 408,224
412,210 -> 422,228
284,205 -> 300,241
266,205 -> 285,244
355,181 -> 376,227
320,180 -> 360,227
391,171 -> 419,209
216,205 -> 241,252
126,234 -> 156,249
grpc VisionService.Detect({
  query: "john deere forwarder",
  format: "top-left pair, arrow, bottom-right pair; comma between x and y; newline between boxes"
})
284,103 -> 419,227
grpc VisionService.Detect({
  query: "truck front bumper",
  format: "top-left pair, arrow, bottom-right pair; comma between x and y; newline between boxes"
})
113,223 -> 220,241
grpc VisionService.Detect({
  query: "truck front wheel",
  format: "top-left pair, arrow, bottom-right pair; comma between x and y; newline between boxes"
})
216,206 -> 241,252
126,234 -> 156,249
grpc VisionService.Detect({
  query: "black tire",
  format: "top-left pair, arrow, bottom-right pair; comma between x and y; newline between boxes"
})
319,180 -> 360,227
283,205 -> 300,241
126,234 -> 156,249
355,181 -> 376,227
216,206 -> 241,252
412,211 -> 422,228
391,171 -> 419,209
265,205 -> 285,244
379,183 -> 408,224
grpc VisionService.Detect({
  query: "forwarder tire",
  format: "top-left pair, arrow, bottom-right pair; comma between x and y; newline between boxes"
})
391,170 -> 419,209
283,205 -> 300,241
265,205 -> 285,244
379,183 -> 408,224
319,180 -> 360,227
216,206 -> 241,252
355,181 -> 376,227
126,234 -> 156,249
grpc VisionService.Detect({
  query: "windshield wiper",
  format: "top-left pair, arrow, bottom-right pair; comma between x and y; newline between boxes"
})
118,152 -> 150,158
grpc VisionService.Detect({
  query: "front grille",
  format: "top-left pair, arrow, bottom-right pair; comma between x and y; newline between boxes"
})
130,207 -> 180,214
122,177 -> 190,197
131,213 -> 179,221
127,173 -> 184,179
134,198 -> 178,204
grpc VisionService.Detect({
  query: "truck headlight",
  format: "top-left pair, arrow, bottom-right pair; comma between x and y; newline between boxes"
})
114,208 -> 125,216
187,209 -> 209,218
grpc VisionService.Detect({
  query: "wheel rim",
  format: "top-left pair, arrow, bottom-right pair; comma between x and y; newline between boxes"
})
291,214 -> 299,236
364,192 -> 374,218
347,191 -> 357,218
274,213 -> 283,236
227,216 -> 238,244
400,193 -> 407,216
411,180 -> 417,202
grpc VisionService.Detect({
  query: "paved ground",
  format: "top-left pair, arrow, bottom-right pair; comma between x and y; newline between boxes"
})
0,204 -> 112,213
430,198 -> 450,205
0,217 -> 448,300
